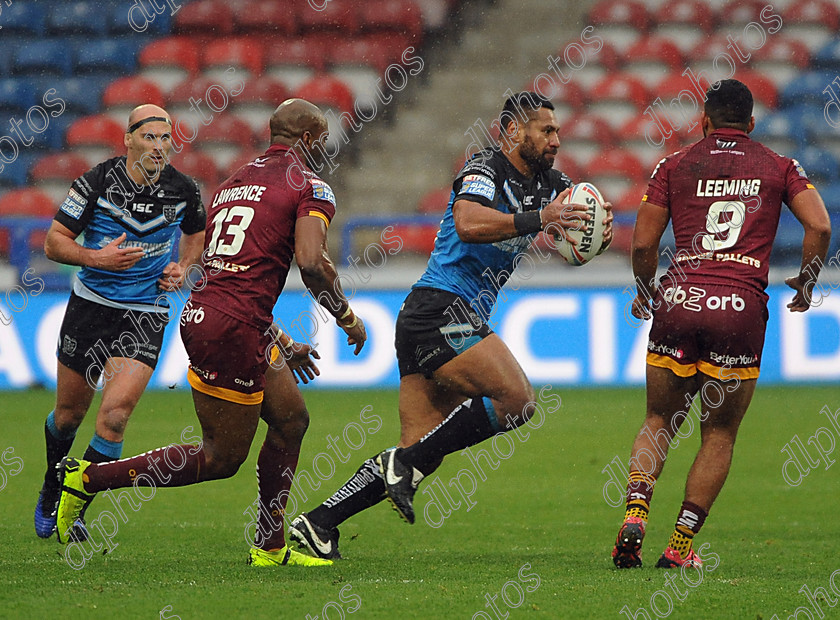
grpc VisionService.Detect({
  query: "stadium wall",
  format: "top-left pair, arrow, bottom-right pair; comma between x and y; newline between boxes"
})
1,287 -> 838,390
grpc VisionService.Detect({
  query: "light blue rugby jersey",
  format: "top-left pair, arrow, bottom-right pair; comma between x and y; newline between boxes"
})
414,147 -> 572,318
54,157 -> 205,311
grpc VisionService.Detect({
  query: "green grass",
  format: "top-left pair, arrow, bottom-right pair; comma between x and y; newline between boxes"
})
1,385 -> 838,619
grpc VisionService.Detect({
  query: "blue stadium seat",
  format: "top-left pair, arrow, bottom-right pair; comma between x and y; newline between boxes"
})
74,39 -> 138,74
770,211 -> 804,263
34,76 -> 108,115
779,71 -> 838,108
29,113 -> 81,151
0,3 -> 46,36
109,1 -> 173,34
0,79 -> 36,115
46,2 -> 108,35
814,38 -> 840,71
0,153 -> 36,188
793,146 -> 840,185
751,109 -> 807,147
13,40 -> 73,76
818,181 -> 840,214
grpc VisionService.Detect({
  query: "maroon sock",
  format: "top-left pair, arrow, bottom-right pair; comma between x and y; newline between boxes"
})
625,470 -> 656,507
84,445 -> 206,493
254,442 -> 300,550
675,500 -> 708,535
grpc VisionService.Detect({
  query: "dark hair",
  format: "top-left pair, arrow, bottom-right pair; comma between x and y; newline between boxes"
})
500,91 -> 554,131
704,79 -> 753,129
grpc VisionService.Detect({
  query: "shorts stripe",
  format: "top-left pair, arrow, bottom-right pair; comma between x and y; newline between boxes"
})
187,368 -> 263,405
646,353 -> 697,377
697,360 -> 760,380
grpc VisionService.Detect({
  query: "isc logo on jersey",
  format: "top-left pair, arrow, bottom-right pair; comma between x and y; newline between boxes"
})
663,285 -> 745,312
309,179 -> 336,205
461,174 -> 495,200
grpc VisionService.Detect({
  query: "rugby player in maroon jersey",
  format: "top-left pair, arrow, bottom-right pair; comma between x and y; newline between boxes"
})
54,99 -> 367,567
612,79 -> 831,569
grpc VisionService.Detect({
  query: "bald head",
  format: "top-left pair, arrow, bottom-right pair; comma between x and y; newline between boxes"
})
127,104 -> 171,133
270,98 -> 327,145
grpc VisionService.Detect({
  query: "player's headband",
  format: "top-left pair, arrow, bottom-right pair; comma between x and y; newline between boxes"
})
127,116 -> 171,133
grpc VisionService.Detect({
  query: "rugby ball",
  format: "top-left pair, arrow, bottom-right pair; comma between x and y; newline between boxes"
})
553,182 -> 609,266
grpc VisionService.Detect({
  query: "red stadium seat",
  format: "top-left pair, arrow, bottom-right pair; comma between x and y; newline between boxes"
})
735,71 -> 778,117
103,76 -> 165,108
30,153 -> 90,183
139,36 -> 201,74
751,38 -> 811,87
174,0 -> 235,36
138,36 -> 200,93
232,76 -> 291,133
65,114 -> 125,152
619,111 -> 688,168
233,0 -> 297,36
293,74 -> 355,116
584,148 -> 646,202
784,0 -> 839,52
0,188 -> 55,254
720,0 -> 767,21
298,1 -> 357,32
328,35 -> 400,74
552,153 -> 582,181
588,0 -> 649,30
358,0 -> 423,41
587,0 -> 649,52
202,38 -> 265,77
558,114 -> 616,166
387,223 -> 437,256
654,0 -> 715,32
0,188 -> 56,217
588,75 -> 650,129
616,182 -> 648,212
417,186 -> 451,214
623,36 -> 685,87
172,150 -> 220,196
264,35 -> 331,89
196,115 -> 256,149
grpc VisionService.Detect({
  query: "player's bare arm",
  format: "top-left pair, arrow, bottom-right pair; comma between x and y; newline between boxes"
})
452,194 -> 590,244
44,221 -> 145,271
630,200 -> 670,320
294,215 -> 367,354
158,231 -> 204,291
784,188 -> 832,312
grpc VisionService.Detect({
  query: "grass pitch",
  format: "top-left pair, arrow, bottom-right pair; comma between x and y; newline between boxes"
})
1,384 -> 838,619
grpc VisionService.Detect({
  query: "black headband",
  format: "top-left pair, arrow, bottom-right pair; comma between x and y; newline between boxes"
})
127,116 -> 171,133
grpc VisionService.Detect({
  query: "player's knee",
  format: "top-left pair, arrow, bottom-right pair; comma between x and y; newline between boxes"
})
499,386 -> 537,428
203,453 -> 247,480
98,407 -> 131,436
53,405 -> 87,434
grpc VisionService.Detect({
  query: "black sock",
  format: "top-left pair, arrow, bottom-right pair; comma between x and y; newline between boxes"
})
308,457 -> 385,529
42,418 -> 75,497
83,445 -> 115,464
398,397 -> 499,473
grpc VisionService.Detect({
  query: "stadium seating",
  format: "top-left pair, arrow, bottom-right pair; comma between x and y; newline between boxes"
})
0,187 -> 55,257
172,150 -> 221,199
202,38 -> 265,80
14,41 -> 73,77
651,0 -> 714,53
231,76 -> 291,133
65,114 -> 126,163
1,3 -> 47,37
558,114 -> 617,166
0,79 -> 36,115
265,35 -> 331,89
46,2 -> 108,36
588,0 -> 649,52
103,77 -> 166,123
587,75 -> 651,129
138,36 -> 201,93
623,36 -> 685,88
173,0 -> 235,36
75,39 -> 139,75
232,0 -> 298,36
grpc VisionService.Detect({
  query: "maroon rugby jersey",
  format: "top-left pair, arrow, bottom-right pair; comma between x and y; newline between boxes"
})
644,128 -> 814,297
190,144 -> 336,329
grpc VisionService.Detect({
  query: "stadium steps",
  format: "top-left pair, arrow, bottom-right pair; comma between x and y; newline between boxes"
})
332,0 -> 591,228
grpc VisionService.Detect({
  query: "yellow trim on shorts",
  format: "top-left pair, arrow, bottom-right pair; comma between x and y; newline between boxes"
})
187,368 -> 263,405
697,360 -> 760,380
269,345 -> 280,364
308,211 -> 330,228
646,353 -> 697,377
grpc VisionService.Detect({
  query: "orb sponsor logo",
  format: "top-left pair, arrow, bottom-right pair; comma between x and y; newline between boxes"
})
662,285 -> 745,313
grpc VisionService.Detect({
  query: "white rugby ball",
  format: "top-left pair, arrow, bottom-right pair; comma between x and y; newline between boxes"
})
553,182 -> 609,266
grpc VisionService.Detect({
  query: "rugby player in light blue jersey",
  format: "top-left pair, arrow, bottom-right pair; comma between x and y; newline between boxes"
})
34,104 -> 205,540
290,92 -> 613,559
